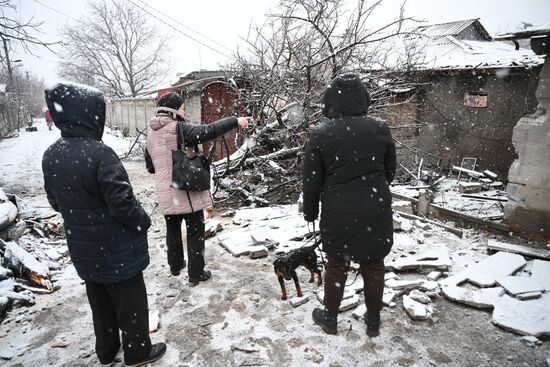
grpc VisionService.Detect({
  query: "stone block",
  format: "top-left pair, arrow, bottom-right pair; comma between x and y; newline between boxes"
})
403,295 -> 432,320
289,296 -> 309,308
439,252 -> 526,288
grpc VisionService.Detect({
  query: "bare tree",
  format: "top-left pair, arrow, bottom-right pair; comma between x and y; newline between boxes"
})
213,0 -> 423,206
229,0 -> 417,131
58,0 -> 169,97
0,0 -> 58,52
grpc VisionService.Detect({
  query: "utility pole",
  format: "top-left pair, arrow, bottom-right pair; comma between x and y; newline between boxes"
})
2,37 -> 13,87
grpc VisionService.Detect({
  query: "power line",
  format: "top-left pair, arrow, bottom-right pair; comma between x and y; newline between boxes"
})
32,0 -> 79,22
133,0 -> 233,53
125,0 -> 230,58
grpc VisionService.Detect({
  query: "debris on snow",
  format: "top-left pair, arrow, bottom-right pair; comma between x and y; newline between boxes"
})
217,229 -> 256,257
403,295 -> 433,320
439,252 -> 526,288
289,295 -> 309,308
516,291 -> 542,301
408,289 -> 432,304
487,239 -> 550,261
441,286 -> 503,309
205,219 -> 223,239
248,245 -> 269,259
386,247 -> 451,271
427,271 -> 442,281
492,293 -> 550,337
3,241 -> 52,290
0,188 -> 18,231
352,304 -> 367,320
339,294 -> 360,312
520,335 -> 542,347
304,346 -> 324,363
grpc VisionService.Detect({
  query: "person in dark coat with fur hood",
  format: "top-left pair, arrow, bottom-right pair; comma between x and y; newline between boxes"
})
302,74 -> 396,337
42,82 -> 166,366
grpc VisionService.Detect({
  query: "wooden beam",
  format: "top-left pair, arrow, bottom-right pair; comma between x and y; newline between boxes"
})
487,240 -> 550,261
461,194 -> 508,202
394,210 -> 464,238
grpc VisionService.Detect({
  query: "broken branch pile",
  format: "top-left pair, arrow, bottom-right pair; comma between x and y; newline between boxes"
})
0,187 -> 69,319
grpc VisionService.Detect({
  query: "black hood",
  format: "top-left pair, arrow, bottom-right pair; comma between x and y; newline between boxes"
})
321,74 -> 370,118
45,82 -> 106,140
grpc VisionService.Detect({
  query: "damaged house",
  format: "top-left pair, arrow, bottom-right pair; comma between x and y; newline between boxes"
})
170,70 -> 246,160
373,19 -> 544,179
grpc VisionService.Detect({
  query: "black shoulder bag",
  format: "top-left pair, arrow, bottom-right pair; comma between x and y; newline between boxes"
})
171,122 -> 211,191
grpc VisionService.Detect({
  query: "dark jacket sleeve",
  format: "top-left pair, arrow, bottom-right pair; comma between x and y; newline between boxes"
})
384,124 -> 397,184
144,147 -> 155,174
302,131 -> 325,222
178,117 -> 238,146
95,145 -> 151,233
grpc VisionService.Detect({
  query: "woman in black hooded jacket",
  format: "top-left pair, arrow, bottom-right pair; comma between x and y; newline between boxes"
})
303,74 -> 396,337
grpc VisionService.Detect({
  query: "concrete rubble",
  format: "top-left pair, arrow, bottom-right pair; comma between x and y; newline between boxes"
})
438,250 -> 550,337
386,247 -> 451,271
439,252 -> 526,288
289,295 -> 309,308
213,204 -> 550,338
403,295 -> 433,320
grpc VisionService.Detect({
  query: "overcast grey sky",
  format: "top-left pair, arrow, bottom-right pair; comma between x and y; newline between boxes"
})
9,0 -> 550,87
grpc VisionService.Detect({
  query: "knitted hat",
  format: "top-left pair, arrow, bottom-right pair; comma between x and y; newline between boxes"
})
157,92 -> 183,110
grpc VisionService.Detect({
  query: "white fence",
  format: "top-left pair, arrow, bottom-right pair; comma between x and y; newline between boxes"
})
105,97 -> 156,136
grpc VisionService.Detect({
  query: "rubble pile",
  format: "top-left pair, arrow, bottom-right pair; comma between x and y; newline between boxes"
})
0,187 -> 68,319
210,202 -> 550,341
391,166 -> 507,221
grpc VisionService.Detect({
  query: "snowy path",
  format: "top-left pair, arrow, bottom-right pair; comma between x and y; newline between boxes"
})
0,119 -> 58,197
0,119 -> 132,200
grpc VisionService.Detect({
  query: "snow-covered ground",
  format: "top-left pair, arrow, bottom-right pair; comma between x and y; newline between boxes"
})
1,124 -> 549,367
0,119 -> 133,200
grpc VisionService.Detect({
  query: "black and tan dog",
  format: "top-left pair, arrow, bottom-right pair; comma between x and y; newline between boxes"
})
273,242 -> 323,300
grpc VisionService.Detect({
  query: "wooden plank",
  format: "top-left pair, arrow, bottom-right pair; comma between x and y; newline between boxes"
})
452,165 -> 484,178
394,210 -> 464,238
461,194 -> 508,202
483,170 -> 498,179
487,240 -> 550,261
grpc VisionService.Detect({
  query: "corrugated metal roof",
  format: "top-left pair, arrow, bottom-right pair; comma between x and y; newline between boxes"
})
365,20 -> 544,71
415,19 -> 479,38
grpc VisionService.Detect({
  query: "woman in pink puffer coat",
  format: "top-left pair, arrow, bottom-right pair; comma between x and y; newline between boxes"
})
146,92 -> 249,285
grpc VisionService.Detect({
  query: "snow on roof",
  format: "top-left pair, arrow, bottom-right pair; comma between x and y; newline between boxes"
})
420,36 -> 544,70
368,20 -> 544,71
495,24 -> 550,40
414,19 -> 483,39
0,84 -> 6,93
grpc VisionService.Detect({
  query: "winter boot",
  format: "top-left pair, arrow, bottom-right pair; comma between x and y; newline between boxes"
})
189,270 -> 211,286
312,307 -> 338,334
124,342 -> 166,367
365,310 -> 381,337
170,260 -> 186,276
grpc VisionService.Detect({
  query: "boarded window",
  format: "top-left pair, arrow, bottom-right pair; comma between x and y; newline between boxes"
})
464,91 -> 488,108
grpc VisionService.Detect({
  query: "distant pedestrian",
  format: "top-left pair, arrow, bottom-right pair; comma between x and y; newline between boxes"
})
42,82 -> 166,366
44,109 -> 53,130
303,74 -> 396,337
145,92 -> 250,285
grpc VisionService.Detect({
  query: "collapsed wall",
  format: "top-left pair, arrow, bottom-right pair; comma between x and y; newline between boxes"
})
505,35 -> 550,238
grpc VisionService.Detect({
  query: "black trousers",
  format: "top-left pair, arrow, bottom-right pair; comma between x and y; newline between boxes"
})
324,255 -> 385,313
164,210 -> 205,278
85,272 -> 151,364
